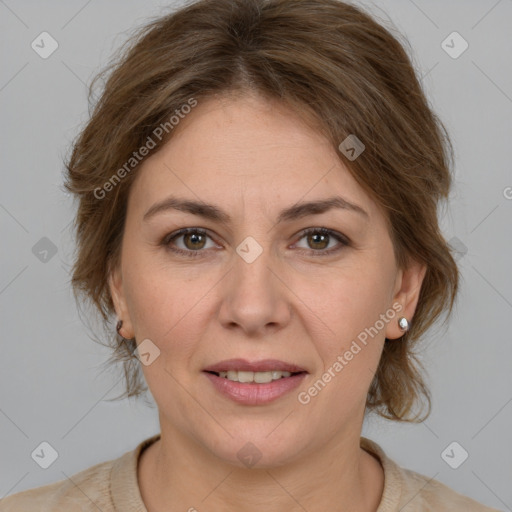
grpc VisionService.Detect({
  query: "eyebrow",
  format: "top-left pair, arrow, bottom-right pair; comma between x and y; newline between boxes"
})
143,195 -> 369,224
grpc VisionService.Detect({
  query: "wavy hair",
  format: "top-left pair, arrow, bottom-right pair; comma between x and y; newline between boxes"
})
63,0 -> 459,422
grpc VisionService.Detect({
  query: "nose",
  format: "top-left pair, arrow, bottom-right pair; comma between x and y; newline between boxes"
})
217,244 -> 292,338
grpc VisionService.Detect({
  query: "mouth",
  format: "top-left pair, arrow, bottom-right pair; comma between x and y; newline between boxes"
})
202,358 -> 308,380
202,358 -> 308,404
204,369 -> 307,384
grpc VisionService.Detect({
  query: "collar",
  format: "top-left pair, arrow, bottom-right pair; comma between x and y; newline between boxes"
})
110,433 -> 161,511
360,436 -> 402,511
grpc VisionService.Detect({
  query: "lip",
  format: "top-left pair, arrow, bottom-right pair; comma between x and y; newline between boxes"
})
203,358 -> 307,373
203,371 -> 308,405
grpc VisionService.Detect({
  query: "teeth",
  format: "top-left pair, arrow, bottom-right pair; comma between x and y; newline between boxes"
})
227,370 -> 238,381
217,370 -> 293,383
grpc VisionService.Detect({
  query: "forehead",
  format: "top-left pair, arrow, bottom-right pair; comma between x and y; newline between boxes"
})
127,93 -> 377,220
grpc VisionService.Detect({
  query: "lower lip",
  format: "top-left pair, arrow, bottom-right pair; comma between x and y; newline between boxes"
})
203,371 -> 307,405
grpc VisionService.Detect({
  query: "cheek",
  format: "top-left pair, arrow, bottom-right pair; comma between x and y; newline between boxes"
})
305,253 -> 395,370
322,264 -> 393,327
299,272 -> 392,420
123,258 -> 214,362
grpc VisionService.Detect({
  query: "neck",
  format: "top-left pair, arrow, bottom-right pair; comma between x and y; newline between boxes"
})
137,424 -> 384,512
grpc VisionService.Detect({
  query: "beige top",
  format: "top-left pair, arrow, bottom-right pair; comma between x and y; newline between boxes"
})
0,434 -> 501,511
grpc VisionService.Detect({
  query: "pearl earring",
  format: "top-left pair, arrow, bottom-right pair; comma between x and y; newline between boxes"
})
398,316 -> 409,332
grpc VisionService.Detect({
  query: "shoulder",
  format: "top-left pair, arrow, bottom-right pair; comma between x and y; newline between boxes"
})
360,436 -> 501,512
398,465 -> 502,511
0,434 -> 161,512
0,458 -> 114,512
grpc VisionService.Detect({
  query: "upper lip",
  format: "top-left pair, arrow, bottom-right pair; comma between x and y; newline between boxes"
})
203,359 -> 308,373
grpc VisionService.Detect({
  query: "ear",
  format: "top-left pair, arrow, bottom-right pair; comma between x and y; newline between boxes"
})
108,262 -> 135,339
385,258 -> 427,340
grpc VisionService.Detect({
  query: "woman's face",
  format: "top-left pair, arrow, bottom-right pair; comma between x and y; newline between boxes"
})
109,92 -> 425,467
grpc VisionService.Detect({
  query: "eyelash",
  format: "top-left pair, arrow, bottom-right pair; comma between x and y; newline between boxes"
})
161,227 -> 350,258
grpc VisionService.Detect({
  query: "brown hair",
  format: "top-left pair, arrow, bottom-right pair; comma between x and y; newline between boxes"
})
63,0 -> 458,422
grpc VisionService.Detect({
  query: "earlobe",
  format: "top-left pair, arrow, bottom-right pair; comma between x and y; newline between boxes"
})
386,259 -> 427,340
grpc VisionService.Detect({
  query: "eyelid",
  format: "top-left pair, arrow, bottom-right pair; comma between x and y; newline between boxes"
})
162,227 -> 221,249
294,227 -> 350,245
291,227 -> 350,255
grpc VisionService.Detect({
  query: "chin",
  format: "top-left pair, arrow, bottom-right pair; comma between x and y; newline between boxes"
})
200,422 -> 309,469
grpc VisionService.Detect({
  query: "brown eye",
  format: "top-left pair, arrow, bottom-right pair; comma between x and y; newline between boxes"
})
306,232 -> 330,250
163,228 -> 217,257
183,232 -> 207,250
294,227 -> 349,256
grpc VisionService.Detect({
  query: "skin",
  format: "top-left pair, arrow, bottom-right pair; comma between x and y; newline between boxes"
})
109,91 -> 426,512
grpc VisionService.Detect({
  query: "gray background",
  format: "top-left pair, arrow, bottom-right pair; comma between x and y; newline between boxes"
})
0,0 -> 511,509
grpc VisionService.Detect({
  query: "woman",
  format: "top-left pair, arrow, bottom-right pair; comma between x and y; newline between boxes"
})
1,0 -> 501,510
